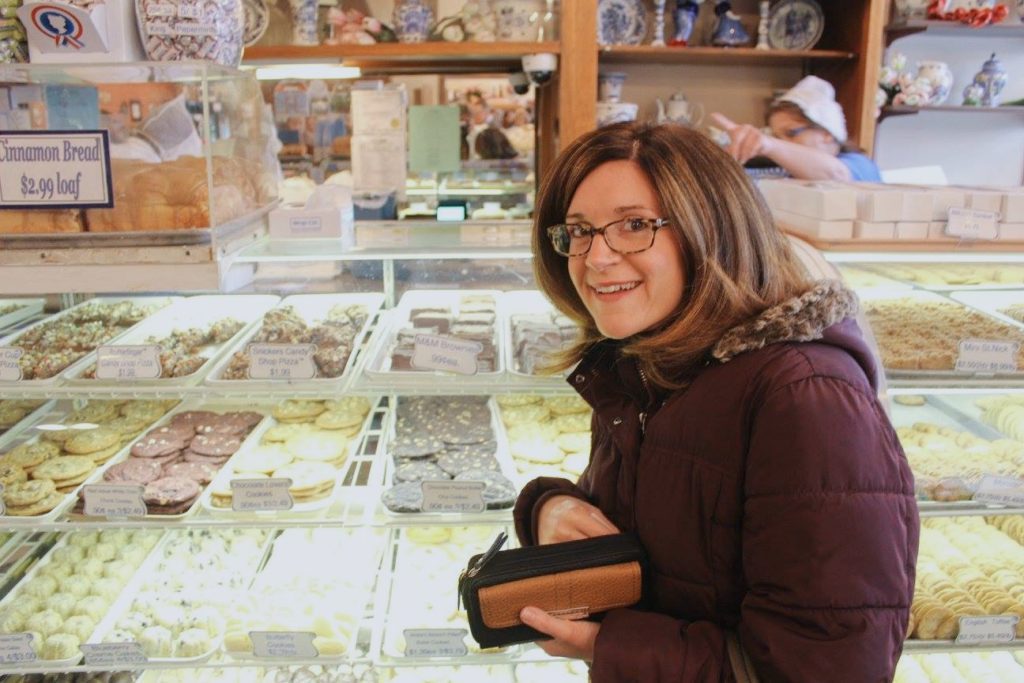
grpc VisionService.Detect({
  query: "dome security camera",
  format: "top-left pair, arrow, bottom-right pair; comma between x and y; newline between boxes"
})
508,72 -> 531,96
521,53 -> 557,87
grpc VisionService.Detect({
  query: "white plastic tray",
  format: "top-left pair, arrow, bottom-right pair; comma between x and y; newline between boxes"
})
64,295 -> 280,387
502,290 -> 573,381
204,292 -> 384,390
0,296 -> 179,386
862,263 -> 1024,292
71,401 -> 272,522
363,289 -> 505,383
0,399 -> 54,450
198,405 -> 374,520
0,298 -> 45,332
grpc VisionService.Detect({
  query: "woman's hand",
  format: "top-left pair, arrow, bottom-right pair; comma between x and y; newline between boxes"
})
520,606 -> 601,661
537,495 -> 619,545
711,113 -> 774,165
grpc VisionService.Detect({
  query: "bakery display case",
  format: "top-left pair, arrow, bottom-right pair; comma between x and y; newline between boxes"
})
4,218 -> 1024,681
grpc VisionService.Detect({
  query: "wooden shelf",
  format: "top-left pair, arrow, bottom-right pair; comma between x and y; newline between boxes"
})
598,45 -> 855,66
880,104 -> 1024,121
885,19 -> 1024,44
243,41 -> 560,71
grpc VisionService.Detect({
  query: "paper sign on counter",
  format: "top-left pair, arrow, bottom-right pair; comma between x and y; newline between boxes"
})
0,348 -> 23,381
249,631 -> 318,658
946,207 -> 999,241
421,481 -> 485,513
973,475 -> 1024,507
0,131 -> 113,207
80,642 -> 147,666
83,484 -> 147,518
956,616 -> 1018,645
411,334 -> 482,376
247,344 -> 317,380
403,628 -> 468,658
95,345 -> 162,380
955,339 -> 1019,374
231,478 -> 294,512
0,633 -> 37,664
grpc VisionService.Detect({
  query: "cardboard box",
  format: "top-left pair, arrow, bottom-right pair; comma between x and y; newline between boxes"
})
854,220 -> 897,240
773,209 -> 853,240
895,222 -> 929,240
930,187 -> 968,221
760,180 -> 857,220
856,187 -> 902,222
269,207 -> 354,249
999,223 -> 1024,241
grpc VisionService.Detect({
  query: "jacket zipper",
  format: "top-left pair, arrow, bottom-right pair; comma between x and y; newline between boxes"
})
637,364 -> 650,436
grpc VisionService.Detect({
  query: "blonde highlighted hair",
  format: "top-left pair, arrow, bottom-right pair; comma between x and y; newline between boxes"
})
533,122 -> 811,389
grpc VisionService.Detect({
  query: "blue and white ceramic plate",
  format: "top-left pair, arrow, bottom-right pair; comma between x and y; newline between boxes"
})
597,0 -> 647,46
767,0 -> 824,51
243,0 -> 270,47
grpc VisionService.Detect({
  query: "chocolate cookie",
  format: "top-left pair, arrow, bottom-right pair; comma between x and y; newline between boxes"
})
382,482 -> 423,513
146,424 -> 195,442
131,434 -> 187,458
103,459 -> 164,485
163,462 -> 216,484
183,450 -> 230,467
436,449 -> 501,477
189,433 -> 243,457
144,451 -> 184,468
169,411 -> 221,430
393,461 -> 449,484
143,477 -> 201,507
390,434 -> 444,459
455,468 -> 517,509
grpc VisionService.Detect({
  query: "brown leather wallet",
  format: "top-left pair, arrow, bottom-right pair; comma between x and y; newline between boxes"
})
458,532 -> 647,648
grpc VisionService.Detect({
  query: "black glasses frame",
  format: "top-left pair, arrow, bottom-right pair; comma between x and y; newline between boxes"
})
546,217 -> 670,257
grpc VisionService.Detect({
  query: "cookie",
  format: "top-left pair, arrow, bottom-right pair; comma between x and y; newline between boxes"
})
285,433 -> 349,463
324,397 -> 372,415
4,479 -> 56,507
6,491 -> 64,516
273,461 -> 336,494
437,424 -> 494,445
262,423 -> 312,443
146,424 -> 195,442
230,446 -> 293,475
103,416 -> 150,438
0,462 -> 27,487
163,462 -> 217,485
5,442 -> 57,469
146,451 -> 185,467
272,400 -> 325,421
0,404 -> 27,428
562,453 -> 589,476
495,394 -> 544,408
32,456 -> 94,483
454,468 -> 517,509
131,434 -> 187,459
390,434 -> 444,459
189,434 -> 243,457
86,444 -> 122,464
544,395 -> 591,415
436,450 -> 501,477
224,411 -> 264,429
556,432 -> 591,453
67,402 -> 119,424
169,411 -> 221,430
393,461 -> 449,484
510,438 -> 565,464
894,395 -> 927,407
552,413 -> 590,434
103,459 -> 164,485
315,410 -> 365,431
183,451 -> 229,467
143,477 -> 201,507
382,482 -> 423,513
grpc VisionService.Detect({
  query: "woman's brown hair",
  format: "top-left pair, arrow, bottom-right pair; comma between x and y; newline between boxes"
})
533,122 -> 811,389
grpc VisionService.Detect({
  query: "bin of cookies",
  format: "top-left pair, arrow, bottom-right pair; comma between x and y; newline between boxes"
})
0,297 -> 177,385
0,528 -> 163,668
205,293 -> 384,390
378,396 -> 518,521
71,403 -> 269,521
363,290 -> 504,390
493,394 -> 592,485
864,264 -> 1024,291
0,399 -> 179,525
63,295 -> 280,387
200,396 -> 375,519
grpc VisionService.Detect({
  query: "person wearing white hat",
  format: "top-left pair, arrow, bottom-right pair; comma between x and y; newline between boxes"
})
711,75 -> 882,181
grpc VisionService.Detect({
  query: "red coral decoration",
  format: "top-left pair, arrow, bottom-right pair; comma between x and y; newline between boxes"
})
927,1 -> 1009,27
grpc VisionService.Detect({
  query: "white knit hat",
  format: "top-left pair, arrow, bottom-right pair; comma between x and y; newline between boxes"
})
776,76 -> 847,144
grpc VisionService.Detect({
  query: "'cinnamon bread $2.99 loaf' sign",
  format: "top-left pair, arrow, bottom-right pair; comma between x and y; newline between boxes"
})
0,131 -> 113,208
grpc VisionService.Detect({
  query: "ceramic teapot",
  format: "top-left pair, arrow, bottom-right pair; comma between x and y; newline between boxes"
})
656,91 -> 704,126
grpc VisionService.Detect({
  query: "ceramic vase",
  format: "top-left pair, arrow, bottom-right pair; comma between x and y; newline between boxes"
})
493,0 -> 543,41
916,60 -> 954,105
394,0 -> 434,44
598,72 -> 627,103
968,53 -> 1009,106
289,0 -> 319,45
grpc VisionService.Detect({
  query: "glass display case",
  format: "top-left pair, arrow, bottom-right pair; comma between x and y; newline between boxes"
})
2,229 -> 1024,681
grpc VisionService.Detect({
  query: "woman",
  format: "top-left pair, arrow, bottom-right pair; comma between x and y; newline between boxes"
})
712,75 -> 882,181
513,122 -> 918,681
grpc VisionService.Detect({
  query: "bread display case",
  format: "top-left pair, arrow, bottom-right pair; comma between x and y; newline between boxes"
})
1,219 -> 1024,681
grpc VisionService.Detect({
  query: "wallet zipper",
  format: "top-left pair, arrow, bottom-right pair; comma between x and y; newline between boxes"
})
458,531 -> 508,609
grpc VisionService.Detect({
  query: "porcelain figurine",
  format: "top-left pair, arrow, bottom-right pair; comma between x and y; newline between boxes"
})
669,0 -> 702,46
598,72 -> 628,103
755,1 -> 769,50
964,52 -> 1009,106
394,0 -> 433,43
893,0 -> 931,20
711,0 -> 750,47
597,101 -> 639,127
651,0 -> 667,46
655,91 -> 704,126
493,0 -> 543,41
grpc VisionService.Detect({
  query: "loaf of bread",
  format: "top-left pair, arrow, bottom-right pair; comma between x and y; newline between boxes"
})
0,209 -> 83,234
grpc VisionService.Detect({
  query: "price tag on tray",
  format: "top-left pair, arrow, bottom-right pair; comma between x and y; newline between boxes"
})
249,631 -> 318,658
80,642 -> 148,666
403,628 -> 469,658
0,633 -> 37,665
247,344 -> 317,380
946,207 -> 999,241
0,131 -> 113,208
411,334 -> 482,375
231,478 -> 294,512
956,616 -> 1018,645
955,339 -> 1019,374
0,348 -> 23,381
95,345 -> 163,380
421,481 -> 485,514
973,475 -> 1024,507
83,484 -> 147,519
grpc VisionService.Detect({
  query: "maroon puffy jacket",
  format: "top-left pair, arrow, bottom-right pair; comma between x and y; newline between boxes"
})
514,282 -> 920,682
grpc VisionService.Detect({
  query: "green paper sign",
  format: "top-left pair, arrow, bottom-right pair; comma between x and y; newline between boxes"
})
408,105 -> 460,173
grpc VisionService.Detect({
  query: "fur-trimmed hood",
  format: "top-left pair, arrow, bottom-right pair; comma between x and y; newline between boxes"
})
712,280 -> 858,363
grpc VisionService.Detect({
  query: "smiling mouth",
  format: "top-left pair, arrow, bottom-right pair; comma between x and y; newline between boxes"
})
591,281 -> 640,294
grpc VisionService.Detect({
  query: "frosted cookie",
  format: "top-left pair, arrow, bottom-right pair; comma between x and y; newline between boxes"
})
552,413 -> 590,434
495,394 -> 544,408
544,395 -> 591,415
60,615 -> 96,642
44,592 -> 77,618
39,633 -> 80,660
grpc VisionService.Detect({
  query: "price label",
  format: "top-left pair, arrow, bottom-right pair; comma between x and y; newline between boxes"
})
955,339 -> 1019,374
956,616 -> 1018,645
231,478 -> 294,512
0,633 -> 37,665
83,484 -> 147,519
973,475 -> 1024,507
421,481 -> 485,513
946,207 -> 999,241
247,344 -> 317,381
411,334 -> 482,376
176,3 -> 204,19
249,631 -> 318,658
145,3 -> 177,16
0,347 -> 23,381
95,345 -> 162,380
172,22 -> 217,36
403,628 -> 468,658
0,131 -> 113,208
80,642 -> 147,666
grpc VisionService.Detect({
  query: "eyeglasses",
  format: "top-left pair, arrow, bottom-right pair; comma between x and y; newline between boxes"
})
774,125 -> 812,139
546,217 -> 670,257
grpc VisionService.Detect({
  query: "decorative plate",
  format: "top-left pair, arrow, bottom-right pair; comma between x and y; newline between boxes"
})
597,0 -> 647,46
767,0 -> 824,51
243,0 -> 270,47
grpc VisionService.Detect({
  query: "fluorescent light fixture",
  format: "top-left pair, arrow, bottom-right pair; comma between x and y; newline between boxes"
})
255,64 -> 362,81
